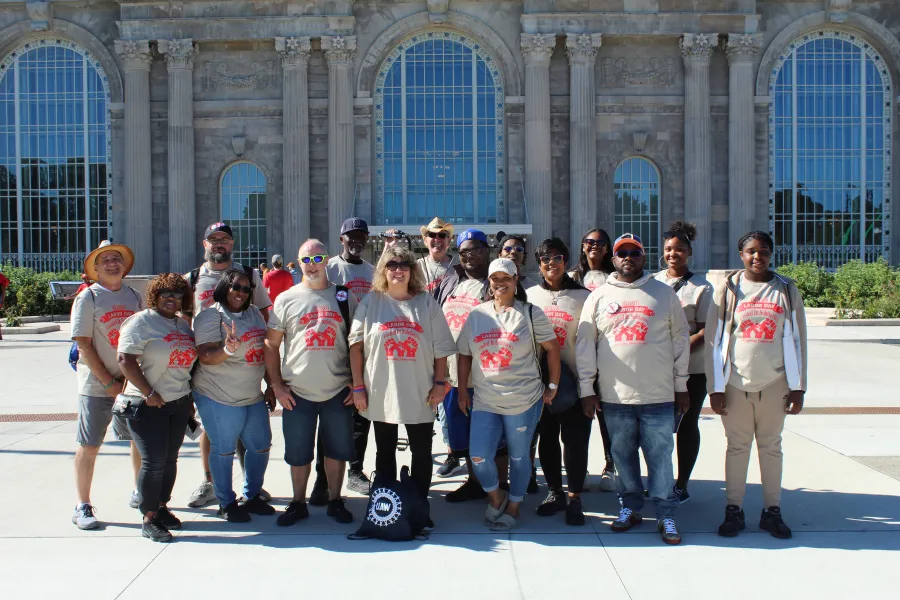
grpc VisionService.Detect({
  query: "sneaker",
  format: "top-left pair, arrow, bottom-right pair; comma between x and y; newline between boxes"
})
258,488 -> 272,503
536,489 -> 567,516
527,469 -> 539,494
277,501 -> 309,527
141,517 -> 172,543
129,489 -> 141,510
445,480 -> 488,503
673,486 -> 691,504
565,497 -> 586,526
326,498 -> 353,524
187,481 -> 216,508
217,502 -> 251,523
346,470 -> 371,495
759,506 -> 792,539
309,475 -> 329,506
597,469 -> 616,492
610,507 -> 642,532
658,518 -> 682,545
422,518 -> 435,533
72,503 -> 99,530
156,506 -> 182,530
242,494 -> 276,516
718,504 -> 746,537
436,455 -> 465,478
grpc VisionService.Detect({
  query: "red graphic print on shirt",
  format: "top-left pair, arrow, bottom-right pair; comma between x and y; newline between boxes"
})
240,327 -> 266,364
199,289 -> 215,310
479,347 -> 513,371
473,328 -> 518,372
98,304 -> 137,347
305,326 -> 337,348
613,321 -> 649,342
243,347 -> 265,364
608,302 -> 654,346
739,318 -> 777,340
345,278 -> 372,298
164,331 -> 197,368
298,306 -> 344,350
380,318 -> 423,361
543,307 -> 573,347
735,301 -> 783,344
443,294 -> 482,334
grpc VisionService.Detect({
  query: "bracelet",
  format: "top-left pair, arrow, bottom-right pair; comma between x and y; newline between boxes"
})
223,345 -> 235,356
353,386 -> 366,393
102,378 -> 116,389
433,380 -> 445,386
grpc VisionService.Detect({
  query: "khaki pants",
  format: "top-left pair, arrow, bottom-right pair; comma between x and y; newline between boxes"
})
722,377 -> 789,508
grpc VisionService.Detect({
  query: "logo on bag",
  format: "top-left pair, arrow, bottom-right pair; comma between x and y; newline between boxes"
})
336,290 -> 349,302
368,488 -> 402,527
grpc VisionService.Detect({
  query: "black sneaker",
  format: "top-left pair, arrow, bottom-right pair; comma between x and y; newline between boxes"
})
346,470 -> 371,495
155,506 -> 182,530
759,506 -> 792,539
327,498 -> 353,524
277,501 -> 309,527
436,455 -> 465,478
445,480 -> 488,503
718,504 -> 746,537
422,518 -> 435,533
309,476 -> 329,506
141,517 -> 172,543
527,469 -> 539,494
217,502 -> 251,523
610,507 -> 642,532
536,489 -> 567,516
242,494 -> 276,516
565,497 -> 585,526
673,486 -> 691,504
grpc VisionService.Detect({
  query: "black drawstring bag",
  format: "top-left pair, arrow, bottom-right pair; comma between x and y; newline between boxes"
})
348,467 -> 431,542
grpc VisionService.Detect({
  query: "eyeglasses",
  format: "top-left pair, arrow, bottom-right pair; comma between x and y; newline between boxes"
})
230,283 -> 252,294
206,236 -> 233,244
158,290 -> 184,299
614,249 -> 643,259
300,255 -> 327,264
583,239 -> 606,248
539,255 -> 565,265
425,231 -> 449,239
459,247 -> 487,259
502,245 -> 525,254
385,261 -> 412,272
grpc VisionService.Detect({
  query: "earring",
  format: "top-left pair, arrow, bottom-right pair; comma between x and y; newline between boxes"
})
658,256 -> 667,270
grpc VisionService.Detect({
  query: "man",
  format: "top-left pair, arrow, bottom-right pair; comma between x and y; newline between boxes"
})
183,222 -> 272,508
287,262 -> 303,285
576,233 -> 691,545
263,254 -> 294,303
417,217 -> 457,293
70,241 -> 143,529
499,234 -> 537,290
266,239 -> 357,525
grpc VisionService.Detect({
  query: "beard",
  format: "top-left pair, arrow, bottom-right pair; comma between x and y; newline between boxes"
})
205,248 -> 231,264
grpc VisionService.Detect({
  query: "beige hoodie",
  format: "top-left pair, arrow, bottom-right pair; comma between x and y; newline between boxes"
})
576,272 -> 690,404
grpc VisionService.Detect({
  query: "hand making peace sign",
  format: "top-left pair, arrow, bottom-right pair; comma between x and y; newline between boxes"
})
222,321 -> 240,354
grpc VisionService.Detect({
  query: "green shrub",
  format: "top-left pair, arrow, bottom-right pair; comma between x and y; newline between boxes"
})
0,264 -> 81,317
775,262 -> 834,307
829,259 -> 900,319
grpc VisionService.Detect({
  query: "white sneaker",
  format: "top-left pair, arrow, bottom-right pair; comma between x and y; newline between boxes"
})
597,469 -> 617,492
129,489 -> 141,509
72,503 -> 99,530
187,481 -> 216,508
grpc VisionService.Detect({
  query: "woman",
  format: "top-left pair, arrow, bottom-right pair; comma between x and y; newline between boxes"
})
653,222 -> 712,504
457,258 -> 560,531
707,231 -> 807,539
118,273 -> 198,543
349,247 -> 456,507
192,269 -> 274,523
527,238 -> 592,526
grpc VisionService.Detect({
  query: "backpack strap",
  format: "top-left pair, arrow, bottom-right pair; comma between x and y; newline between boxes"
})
672,271 -> 694,294
189,267 -> 200,290
335,285 -> 351,339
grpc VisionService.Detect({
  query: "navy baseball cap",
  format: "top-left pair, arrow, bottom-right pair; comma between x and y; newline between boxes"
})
341,218 -> 369,235
457,228 -> 488,247
204,222 -> 233,239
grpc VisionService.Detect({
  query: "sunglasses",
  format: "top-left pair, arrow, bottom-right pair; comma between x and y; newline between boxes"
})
539,255 -> 565,265
614,249 -> 643,259
158,290 -> 184,299
300,255 -> 327,264
583,239 -> 606,248
502,245 -> 525,254
459,247 -> 487,259
385,261 -> 412,272
425,231 -> 449,239
230,283 -> 252,294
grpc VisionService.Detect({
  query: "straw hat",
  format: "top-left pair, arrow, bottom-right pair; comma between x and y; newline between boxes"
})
420,217 -> 454,238
84,240 -> 135,281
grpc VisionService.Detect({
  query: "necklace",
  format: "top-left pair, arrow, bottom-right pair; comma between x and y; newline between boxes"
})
549,289 -> 565,306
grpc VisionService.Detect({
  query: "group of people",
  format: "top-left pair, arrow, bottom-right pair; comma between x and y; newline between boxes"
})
69,215 -> 807,545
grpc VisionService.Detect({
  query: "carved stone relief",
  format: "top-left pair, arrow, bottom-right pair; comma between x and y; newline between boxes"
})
202,60 -> 277,91
600,57 -> 677,88
25,0 -> 50,31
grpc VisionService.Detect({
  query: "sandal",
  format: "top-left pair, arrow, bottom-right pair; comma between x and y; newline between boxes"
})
484,493 -> 509,524
489,513 -> 517,531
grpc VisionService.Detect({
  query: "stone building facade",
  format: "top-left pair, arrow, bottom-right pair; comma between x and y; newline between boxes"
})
0,1 -> 897,274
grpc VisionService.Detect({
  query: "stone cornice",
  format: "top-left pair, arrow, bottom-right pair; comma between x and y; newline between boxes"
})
566,33 -> 601,64
114,39 -> 151,70
680,33 -> 717,64
321,35 -> 357,65
522,13 -> 758,36
116,17 -> 355,43
275,37 -> 311,68
724,34 -> 762,64
520,33 -> 556,65
158,39 -> 197,70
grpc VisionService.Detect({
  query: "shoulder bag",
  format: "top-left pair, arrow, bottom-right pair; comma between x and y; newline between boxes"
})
526,304 -> 578,414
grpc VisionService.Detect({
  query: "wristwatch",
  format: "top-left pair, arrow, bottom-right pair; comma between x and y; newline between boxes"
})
548,383 -> 558,390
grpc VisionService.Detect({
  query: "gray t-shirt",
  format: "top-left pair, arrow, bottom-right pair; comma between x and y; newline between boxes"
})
118,309 -> 197,402
70,284 -> 144,395
442,277 -> 490,387
457,300 -> 555,416
185,261 -> 271,318
192,303 -> 267,406
653,271 -> 713,374
526,285 -> 592,375
268,283 -> 358,402
417,254 -> 456,294
326,256 -> 375,302
569,269 -> 608,292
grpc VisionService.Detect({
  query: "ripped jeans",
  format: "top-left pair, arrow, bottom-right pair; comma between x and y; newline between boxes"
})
193,392 -> 272,508
469,400 -> 543,503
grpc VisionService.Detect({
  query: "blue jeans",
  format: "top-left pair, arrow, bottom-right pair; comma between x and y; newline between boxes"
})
193,392 -> 272,508
602,401 -> 677,519
469,400 -> 543,502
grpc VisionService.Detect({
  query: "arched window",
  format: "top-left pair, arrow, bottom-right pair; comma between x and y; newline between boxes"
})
220,162 -> 267,267
614,157 -> 661,267
769,30 -> 893,267
0,39 -> 111,271
374,31 -> 505,225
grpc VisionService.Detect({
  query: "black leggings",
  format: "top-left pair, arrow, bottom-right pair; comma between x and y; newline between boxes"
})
676,373 -> 708,488
314,409 -> 370,482
538,400 -> 592,493
596,408 -> 613,468
373,421 -> 433,498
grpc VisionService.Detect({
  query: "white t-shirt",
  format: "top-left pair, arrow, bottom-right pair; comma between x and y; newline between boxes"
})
185,261 -> 271,317
442,277 -> 490,387
326,256 -> 376,301
569,269 -> 608,292
417,254 -> 456,293
653,271 -> 713,374
117,309 -> 197,402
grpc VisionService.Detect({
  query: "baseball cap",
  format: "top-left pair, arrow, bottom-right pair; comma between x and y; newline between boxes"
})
272,254 -> 284,266
613,233 -> 644,253
457,228 -> 488,248
341,218 -> 369,235
488,258 -> 517,277
205,222 -> 233,239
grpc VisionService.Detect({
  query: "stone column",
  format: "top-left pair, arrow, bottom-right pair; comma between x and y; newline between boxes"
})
566,33 -> 602,251
159,39 -> 198,273
276,37 -> 312,259
322,36 -> 357,255
680,33 -> 717,270
521,34 -> 556,245
114,40 -> 153,274
726,34 -> 762,267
